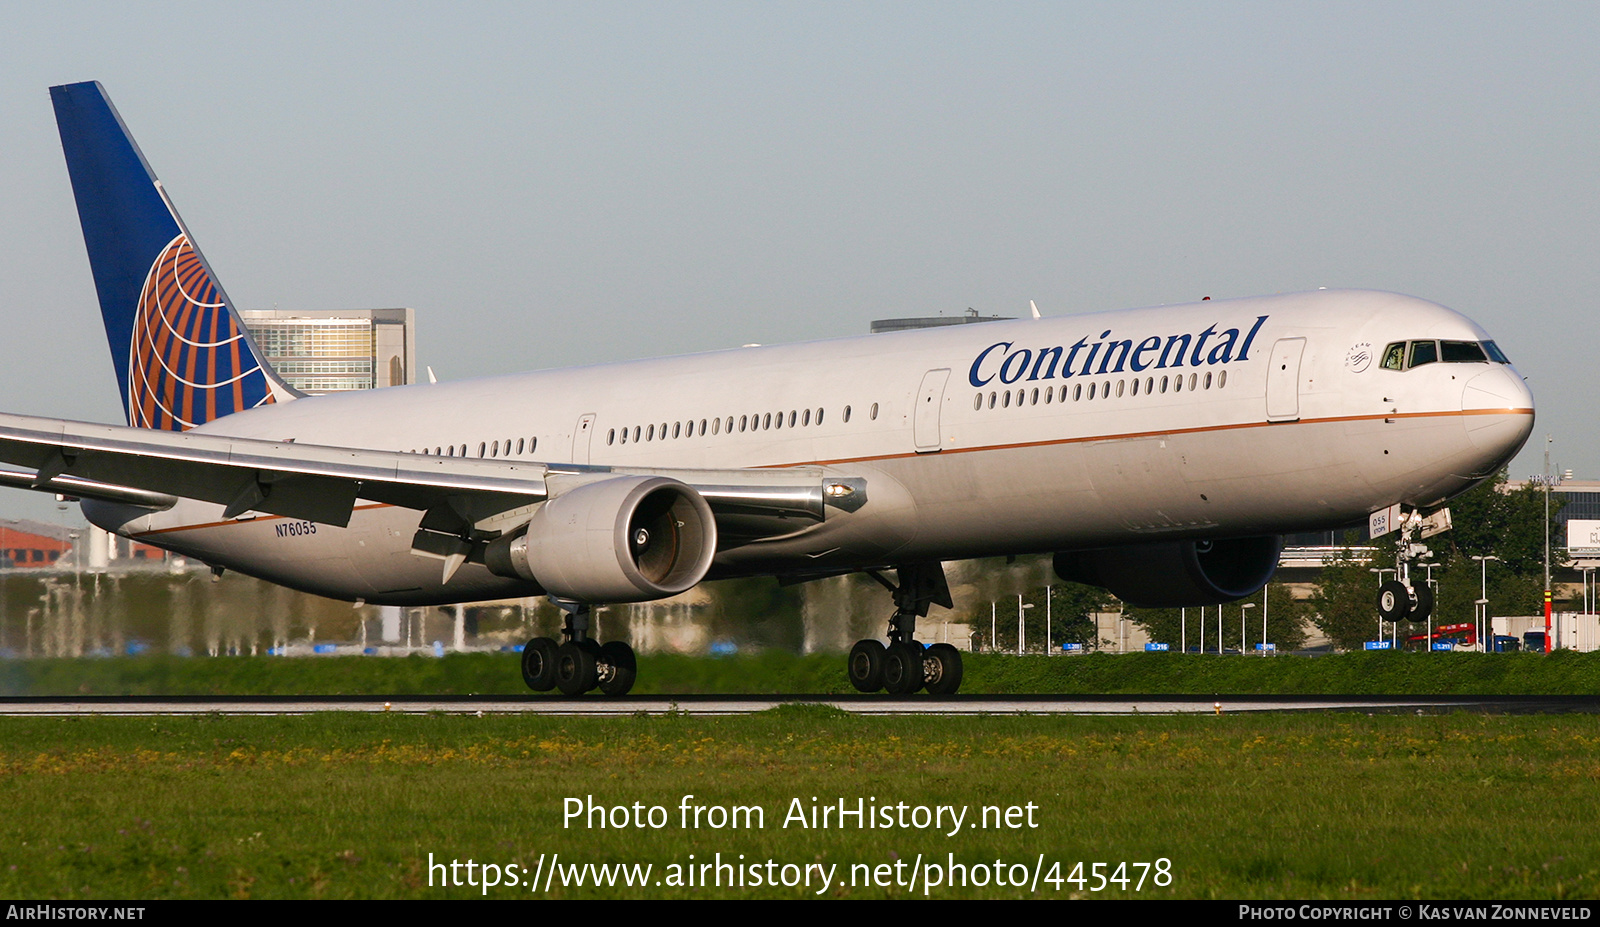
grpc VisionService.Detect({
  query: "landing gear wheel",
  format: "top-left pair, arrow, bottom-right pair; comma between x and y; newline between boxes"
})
848,640 -> 886,693
1410,584 -> 1434,625
521,637 -> 559,692
597,641 -> 637,697
924,643 -> 964,695
555,641 -> 598,696
1377,580 -> 1412,622
883,642 -> 925,695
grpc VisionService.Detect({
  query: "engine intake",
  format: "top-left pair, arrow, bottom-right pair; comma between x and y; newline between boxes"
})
1053,536 -> 1282,607
486,476 -> 717,602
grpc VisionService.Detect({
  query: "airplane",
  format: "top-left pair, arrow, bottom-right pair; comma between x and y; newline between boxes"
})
0,82 -> 1535,696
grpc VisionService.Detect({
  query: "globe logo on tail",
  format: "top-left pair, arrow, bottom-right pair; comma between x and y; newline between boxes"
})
129,235 -> 275,430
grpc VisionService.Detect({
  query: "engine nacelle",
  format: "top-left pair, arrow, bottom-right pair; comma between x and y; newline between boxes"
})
486,475 -> 717,602
1053,536 -> 1282,608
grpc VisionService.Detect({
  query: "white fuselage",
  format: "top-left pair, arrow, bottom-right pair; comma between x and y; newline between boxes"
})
87,289 -> 1535,606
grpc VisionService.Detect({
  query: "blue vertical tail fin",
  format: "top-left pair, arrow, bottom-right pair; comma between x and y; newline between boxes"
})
50,81 -> 294,431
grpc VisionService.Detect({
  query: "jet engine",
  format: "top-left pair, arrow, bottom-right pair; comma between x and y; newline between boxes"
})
486,475 -> 717,602
1053,536 -> 1282,607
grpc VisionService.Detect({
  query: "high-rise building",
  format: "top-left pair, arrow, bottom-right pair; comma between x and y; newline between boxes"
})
238,308 -> 415,394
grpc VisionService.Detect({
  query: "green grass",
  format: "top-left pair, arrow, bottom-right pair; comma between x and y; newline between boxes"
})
4,650 -> 1600,696
1,709 -> 1596,899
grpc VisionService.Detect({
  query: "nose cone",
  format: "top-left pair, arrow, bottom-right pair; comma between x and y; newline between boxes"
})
1462,366 -> 1535,463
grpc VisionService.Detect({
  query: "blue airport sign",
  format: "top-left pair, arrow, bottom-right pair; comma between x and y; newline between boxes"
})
1364,640 -> 1393,650
1432,641 -> 1454,651
1255,643 -> 1276,651
1145,642 -> 1170,652
1062,642 -> 1084,652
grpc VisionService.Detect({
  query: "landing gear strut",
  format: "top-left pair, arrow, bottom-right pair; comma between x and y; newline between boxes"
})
848,563 -> 963,695
1374,510 -> 1435,628
521,598 -> 636,696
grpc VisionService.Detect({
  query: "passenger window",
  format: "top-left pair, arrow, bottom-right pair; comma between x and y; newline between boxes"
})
870,403 -> 879,420
1381,342 -> 1406,371
843,406 -> 852,422
1408,340 -> 1438,367
1218,370 -> 1227,388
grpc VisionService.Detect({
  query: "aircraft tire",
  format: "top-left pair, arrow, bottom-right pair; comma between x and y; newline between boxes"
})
597,641 -> 637,697
1410,583 -> 1434,625
521,637 -> 559,692
882,642 -> 925,695
848,640 -> 886,693
924,643 -> 963,696
555,641 -> 599,696
1376,580 -> 1412,622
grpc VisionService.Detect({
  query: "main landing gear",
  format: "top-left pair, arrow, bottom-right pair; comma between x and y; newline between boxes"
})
521,599 -> 636,697
848,563 -> 964,696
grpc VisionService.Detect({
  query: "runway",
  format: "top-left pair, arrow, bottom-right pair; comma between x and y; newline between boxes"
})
1,694 -> 1596,716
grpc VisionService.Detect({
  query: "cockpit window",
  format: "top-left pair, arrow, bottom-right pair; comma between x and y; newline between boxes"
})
1440,341 -> 1488,363
1387,339 -> 1505,370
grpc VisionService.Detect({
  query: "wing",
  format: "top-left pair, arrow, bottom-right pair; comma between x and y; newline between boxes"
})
0,410 -> 862,550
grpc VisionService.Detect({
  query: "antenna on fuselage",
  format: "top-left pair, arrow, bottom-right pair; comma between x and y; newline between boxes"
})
426,366 -> 438,384
1029,300 -> 1042,319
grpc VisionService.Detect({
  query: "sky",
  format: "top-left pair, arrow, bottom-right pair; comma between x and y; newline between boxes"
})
1,1 -> 1596,525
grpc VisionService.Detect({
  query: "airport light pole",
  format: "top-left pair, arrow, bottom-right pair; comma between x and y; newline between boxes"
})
1544,436 -> 1553,653
1473,555 -> 1499,651
1241,602 -> 1255,655
1017,595 -> 1034,655
1261,587 -> 1269,655
1044,585 -> 1052,655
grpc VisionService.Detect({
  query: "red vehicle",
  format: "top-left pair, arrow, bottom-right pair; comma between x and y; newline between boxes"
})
1403,623 -> 1477,651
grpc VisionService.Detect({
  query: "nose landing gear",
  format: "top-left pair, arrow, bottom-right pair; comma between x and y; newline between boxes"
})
1374,509 -> 1437,630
